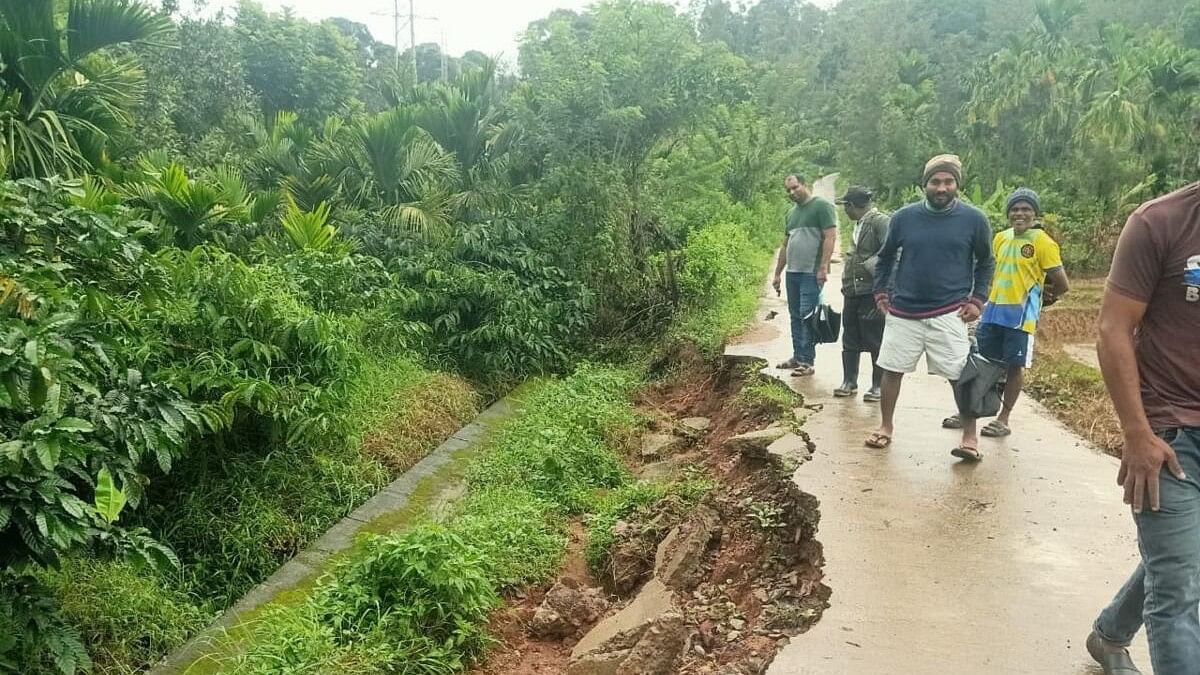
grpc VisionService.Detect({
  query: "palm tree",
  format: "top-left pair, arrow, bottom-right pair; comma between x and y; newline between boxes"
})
0,0 -> 173,178
333,106 -> 458,234
414,60 -> 526,221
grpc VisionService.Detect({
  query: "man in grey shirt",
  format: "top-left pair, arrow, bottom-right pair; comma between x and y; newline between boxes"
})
772,174 -> 838,376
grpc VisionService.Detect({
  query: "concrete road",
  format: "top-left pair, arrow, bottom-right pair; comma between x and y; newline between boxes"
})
728,175 -> 1152,674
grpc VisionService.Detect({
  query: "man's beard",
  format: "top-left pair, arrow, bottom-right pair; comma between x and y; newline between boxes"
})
926,191 -> 956,208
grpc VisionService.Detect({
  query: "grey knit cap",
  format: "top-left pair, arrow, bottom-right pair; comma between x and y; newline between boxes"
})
1005,187 -> 1042,216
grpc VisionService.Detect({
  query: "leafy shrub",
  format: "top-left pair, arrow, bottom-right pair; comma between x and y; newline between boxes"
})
666,216 -> 774,355
0,570 -> 91,675
678,221 -> 767,305
1,178 -> 202,568
315,524 -> 498,671
146,246 -> 354,446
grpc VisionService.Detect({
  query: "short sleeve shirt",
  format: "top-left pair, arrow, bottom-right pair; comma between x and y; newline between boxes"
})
784,196 -> 837,273
981,228 -> 1063,333
1107,182 -> 1200,431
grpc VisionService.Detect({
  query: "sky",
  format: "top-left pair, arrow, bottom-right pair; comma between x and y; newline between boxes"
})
188,0 -> 840,63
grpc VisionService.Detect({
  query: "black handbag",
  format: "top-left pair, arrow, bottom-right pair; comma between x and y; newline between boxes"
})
806,300 -> 841,344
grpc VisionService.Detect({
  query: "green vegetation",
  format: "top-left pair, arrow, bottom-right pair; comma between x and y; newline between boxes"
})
699,0 -> 1199,271
3,0 -> 792,669
219,365 -> 650,673
736,374 -> 806,419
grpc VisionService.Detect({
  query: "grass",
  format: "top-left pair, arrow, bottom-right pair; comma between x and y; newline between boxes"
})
205,364 -> 652,674
36,558 -> 209,675
137,357 -> 479,608
584,478 -> 711,578
735,372 -> 805,418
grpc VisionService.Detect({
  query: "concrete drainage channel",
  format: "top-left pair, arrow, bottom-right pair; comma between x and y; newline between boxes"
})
149,395 -> 522,675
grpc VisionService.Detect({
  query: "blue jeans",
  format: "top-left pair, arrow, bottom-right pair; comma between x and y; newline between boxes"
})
1095,428 -> 1200,674
786,272 -> 821,365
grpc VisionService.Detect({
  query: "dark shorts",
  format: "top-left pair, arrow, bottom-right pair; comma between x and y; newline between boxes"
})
976,322 -> 1033,368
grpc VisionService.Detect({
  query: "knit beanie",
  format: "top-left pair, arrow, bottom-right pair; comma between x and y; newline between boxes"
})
922,153 -> 962,185
1005,187 -> 1042,216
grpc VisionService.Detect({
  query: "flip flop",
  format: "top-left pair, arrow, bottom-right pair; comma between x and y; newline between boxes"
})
790,364 -> 815,377
833,385 -> 857,397
981,420 -> 1012,437
777,358 -> 802,369
864,432 -> 891,449
950,445 -> 983,462
942,414 -> 963,429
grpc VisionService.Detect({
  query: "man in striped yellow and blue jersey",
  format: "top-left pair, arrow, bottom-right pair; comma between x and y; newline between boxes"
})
973,187 -> 1071,437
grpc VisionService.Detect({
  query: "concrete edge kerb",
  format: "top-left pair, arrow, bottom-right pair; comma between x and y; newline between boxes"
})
148,395 -> 517,675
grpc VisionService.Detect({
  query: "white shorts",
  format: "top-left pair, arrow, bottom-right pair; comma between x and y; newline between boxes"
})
877,313 -> 971,380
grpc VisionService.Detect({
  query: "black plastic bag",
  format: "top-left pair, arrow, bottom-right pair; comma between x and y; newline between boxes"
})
806,302 -> 841,344
953,352 -> 1008,418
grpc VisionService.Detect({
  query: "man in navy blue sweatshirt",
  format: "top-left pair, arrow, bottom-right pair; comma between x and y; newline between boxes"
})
864,154 -> 996,461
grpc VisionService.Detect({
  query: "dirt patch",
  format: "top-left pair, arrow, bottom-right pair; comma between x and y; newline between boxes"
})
473,524 -> 593,675
470,357 -> 828,675
1025,280 -> 1121,457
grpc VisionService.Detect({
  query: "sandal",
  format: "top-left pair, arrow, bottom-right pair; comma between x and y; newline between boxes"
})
864,432 -> 892,449
950,445 -> 983,462
777,358 -> 803,369
981,420 -> 1011,437
833,384 -> 857,398
790,364 -> 815,377
942,414 -> 963,429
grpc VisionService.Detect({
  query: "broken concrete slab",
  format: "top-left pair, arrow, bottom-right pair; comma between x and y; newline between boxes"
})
641,433 -> 683,460
569,578 -> 688,675
565,650 -> 628,675
654,506 -> 720,591
571,578 -> 679,660
619,613 -> 688,673
765,433 -> 813,472
726,426 -> 790,458
679,416 -> 713,438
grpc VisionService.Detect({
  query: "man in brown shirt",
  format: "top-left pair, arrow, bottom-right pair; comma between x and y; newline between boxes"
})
1089,182 -> 1200,675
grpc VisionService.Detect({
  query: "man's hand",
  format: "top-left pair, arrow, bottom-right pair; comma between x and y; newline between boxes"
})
772,274 -> 782,296
815,267 -> 828,285
958,302 -> 981,322
875,295 -> 890,315
1119,429 -> 1187,513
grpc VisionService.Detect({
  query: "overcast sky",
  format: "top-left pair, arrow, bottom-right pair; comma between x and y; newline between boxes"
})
187,0 -> 840,63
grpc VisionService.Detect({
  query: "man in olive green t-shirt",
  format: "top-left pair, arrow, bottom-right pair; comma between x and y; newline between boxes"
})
771,174 -> 838,376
